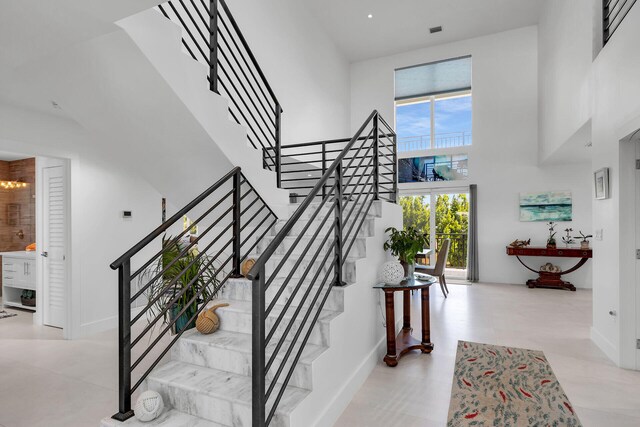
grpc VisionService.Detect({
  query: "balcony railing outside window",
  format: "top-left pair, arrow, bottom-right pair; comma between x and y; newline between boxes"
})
398,131 -> 472,152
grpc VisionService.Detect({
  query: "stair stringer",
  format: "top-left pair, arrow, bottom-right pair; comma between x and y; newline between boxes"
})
117,9 -> 289,218
287,200 -> 403,427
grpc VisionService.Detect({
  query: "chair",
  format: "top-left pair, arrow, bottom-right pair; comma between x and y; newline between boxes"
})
416,239 -> 451,297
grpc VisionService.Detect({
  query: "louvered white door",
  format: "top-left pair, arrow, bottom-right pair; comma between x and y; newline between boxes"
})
43,165 -> 66,328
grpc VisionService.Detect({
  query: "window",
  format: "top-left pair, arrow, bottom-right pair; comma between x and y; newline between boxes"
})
395,56 -> 472,152
399,154 -> 468,183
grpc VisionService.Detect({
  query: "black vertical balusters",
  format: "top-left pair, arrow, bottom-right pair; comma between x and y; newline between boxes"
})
113,260 -> 133,421
252,264 -> 266,427
232,169 -> 242,277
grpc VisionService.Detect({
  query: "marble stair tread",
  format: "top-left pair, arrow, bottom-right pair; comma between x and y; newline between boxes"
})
100,409 -> 222,427
177,329 -> 328,367
147,361 -> 309,425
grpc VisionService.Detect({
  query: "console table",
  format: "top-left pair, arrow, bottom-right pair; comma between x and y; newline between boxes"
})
505,246 -> 592,291
374,276 -> 436,367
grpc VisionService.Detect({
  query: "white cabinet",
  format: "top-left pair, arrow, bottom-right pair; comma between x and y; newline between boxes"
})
2,252 -> 37,311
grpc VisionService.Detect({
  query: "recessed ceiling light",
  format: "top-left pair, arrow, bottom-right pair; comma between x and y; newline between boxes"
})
367,14 -> 373,19
429,26 -> 443,34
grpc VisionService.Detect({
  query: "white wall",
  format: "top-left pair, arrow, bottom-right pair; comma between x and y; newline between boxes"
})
538,1 -> 640,367
588,4 -> 640,367
0,104 -> 162,339
350,26 -> 593,288
226,0 -> 351,144
537,0 -> 594,162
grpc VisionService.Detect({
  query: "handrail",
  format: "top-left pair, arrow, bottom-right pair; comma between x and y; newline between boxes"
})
217,0 -> 282,110
158,0 -> 283,176
111,167 -> 240,269
111,167 -> 277,422
247,110 -> 378,279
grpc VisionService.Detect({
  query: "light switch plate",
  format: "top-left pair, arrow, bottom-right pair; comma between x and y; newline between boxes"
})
595,229 -> 603,241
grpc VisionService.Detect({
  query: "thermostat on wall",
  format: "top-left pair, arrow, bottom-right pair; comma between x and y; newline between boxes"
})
122,210 -> 133,219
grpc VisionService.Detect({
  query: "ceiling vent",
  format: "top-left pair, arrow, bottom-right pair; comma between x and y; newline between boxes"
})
429,26 -> 443,34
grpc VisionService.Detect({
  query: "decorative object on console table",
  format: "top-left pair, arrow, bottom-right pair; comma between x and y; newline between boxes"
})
509,238 -> 530,248
546,221 -> 557,249
505,246 -> 592,291
374,276 -> 436,367
574,231 -> 592,249
380,261 -> 405,285
519,191 -> 572,222
383,226 -> 429,277
594,167 -> 609,199
562,228 -> 575,247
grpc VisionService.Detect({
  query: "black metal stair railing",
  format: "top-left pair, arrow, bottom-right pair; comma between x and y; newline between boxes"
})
603,0 -> 638,45
110,167 -> 277,421
247,111 -> 397,426
157,0 -> 282,175
263,119 -> 397,203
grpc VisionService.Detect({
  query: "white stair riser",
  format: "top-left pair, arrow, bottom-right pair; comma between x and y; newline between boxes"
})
257,236 -> 366,258
288,201 -> 382,218
271,217 -> 375,237
221,280 -> 344,312
171,340 -> 313,390
148,379 -> 288,427
264,257 -> 356,282
215,307 -> 331,347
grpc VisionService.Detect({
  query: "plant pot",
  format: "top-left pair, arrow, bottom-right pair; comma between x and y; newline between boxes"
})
170,304 -> 197,335
400,261 -> 415,279
21,297 -> 35,307
546,243 -> 556,249
580,241 -> 590,249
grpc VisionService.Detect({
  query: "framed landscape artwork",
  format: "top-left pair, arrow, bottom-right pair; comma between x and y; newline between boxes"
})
519,191 -> 572,222
594,167 -> 609,199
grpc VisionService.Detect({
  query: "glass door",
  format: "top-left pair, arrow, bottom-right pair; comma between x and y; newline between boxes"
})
400,192 -> 469,277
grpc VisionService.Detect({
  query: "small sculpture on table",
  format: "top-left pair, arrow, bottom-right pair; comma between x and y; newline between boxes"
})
509,238 -> 531,248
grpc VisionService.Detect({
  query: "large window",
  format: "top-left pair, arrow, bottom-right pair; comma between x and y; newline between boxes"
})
395,56 -> 472,152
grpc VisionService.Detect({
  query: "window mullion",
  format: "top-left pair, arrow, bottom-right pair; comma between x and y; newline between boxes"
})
430,95 -> 436,149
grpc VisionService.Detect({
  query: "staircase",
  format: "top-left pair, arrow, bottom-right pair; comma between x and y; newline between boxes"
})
102,202 -> 379,427
99,1 -> 401,426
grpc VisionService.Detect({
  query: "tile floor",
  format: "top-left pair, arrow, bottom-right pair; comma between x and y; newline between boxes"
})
334,283 -> 640,427
1,283 -> 640,427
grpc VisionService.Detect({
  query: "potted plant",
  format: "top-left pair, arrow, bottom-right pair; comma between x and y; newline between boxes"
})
546,222 -> 557,249
574,231 -> 593,249
561,228 -> 575,247
383,226 -> 429,277
143,236 -> 220,334
20,289 -> 36,307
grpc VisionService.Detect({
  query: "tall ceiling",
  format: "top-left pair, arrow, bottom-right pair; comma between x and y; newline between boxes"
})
302,0 -> 545,61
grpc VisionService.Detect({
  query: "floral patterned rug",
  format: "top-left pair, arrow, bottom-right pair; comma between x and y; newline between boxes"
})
447,341 -> 582,426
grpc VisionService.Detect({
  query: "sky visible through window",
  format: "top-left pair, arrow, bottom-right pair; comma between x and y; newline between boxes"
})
396,94 -> 472,141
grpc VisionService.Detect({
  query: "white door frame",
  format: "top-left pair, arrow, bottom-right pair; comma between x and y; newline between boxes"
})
617,116 -> 640,370
35,157 -> 72,337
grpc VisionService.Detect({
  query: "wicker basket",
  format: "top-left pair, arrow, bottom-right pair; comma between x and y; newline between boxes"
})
21,297 -> 36,307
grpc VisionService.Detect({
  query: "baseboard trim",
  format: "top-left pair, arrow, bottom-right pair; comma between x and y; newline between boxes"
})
79,306 -> 144,339
311,334 -> 387,427
590,326 -> 619,365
